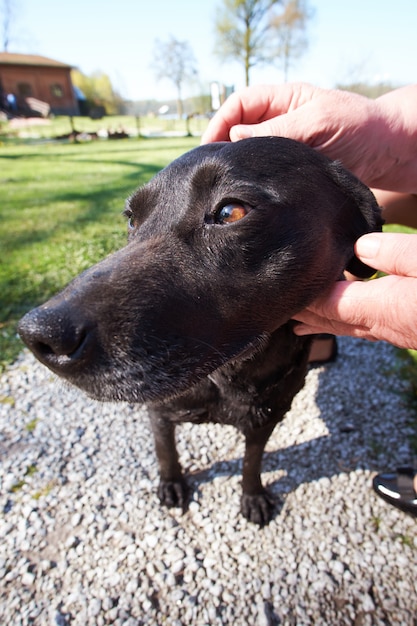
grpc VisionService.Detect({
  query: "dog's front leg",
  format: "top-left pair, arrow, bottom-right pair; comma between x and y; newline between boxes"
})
149,411 -> 188,510
241,421 -> 277,526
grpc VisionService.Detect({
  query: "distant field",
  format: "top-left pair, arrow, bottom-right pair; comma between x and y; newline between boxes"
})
0,113 -> 209,143
0,134 -> 200,368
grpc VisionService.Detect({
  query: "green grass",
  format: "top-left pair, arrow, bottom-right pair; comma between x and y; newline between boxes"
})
0,113 -> 208,144
0,134 -> 200,368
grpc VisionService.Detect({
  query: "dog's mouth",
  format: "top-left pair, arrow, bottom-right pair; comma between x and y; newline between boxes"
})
61,331 -> 270,405
18,301 -> 269,404
83,335 -> 267,404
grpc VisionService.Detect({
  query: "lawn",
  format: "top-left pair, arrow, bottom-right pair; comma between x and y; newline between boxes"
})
0,134 -> 200,368
1,125 -> 416,392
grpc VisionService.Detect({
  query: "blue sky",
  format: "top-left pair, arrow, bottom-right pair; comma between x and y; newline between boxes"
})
12,0 -> 417,102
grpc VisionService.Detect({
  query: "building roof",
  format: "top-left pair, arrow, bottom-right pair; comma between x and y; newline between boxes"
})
0,52 -> 73,69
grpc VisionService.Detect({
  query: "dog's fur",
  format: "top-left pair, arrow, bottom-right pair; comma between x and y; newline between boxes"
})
18,137 -> 383,525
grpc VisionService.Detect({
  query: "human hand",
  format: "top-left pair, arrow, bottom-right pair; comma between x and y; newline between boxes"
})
202,83 -> 417,192
293,233 -> 417,350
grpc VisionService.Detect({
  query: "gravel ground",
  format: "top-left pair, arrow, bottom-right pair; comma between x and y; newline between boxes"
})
1,338 -> 417,625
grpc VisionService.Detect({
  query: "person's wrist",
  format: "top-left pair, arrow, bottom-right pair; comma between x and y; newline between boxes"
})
374,88 -> 417,192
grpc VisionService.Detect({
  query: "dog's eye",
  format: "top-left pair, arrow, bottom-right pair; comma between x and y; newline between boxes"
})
124,208 -> 135,232
216,203 -> 249,225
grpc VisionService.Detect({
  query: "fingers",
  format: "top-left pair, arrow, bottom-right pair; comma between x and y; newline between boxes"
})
355,233 -> 417,278
201,87 -> 271,143
293,274 -> 417,349
201,86 -> 281,143
293,281 -> 371,334
229,108 -> 304,142
201,83 -> 317,144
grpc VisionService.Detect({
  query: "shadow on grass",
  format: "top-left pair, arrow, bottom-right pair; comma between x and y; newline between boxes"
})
1,138 -> 199,368
0,136 -> 196,162
4,161 -> 161,251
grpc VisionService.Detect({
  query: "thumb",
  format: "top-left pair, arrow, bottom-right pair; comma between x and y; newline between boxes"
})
229,114 -> 299,142
355,233 -> 417,278
230,105 -> 314,145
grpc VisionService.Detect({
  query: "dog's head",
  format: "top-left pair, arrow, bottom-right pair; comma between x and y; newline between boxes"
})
18,137 -> 382,403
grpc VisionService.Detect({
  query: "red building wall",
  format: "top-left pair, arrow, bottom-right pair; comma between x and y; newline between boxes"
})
0,53 -> 79,116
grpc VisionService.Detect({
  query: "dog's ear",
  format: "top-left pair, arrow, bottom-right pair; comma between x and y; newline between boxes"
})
329,161 -> 384,278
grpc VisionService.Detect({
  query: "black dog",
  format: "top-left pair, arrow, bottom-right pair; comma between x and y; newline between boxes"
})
18,137 -> 382,525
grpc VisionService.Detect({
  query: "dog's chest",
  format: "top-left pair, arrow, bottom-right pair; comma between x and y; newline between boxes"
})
153,328 -> 311,433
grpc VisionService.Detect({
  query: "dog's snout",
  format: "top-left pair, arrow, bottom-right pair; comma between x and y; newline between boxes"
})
18,306 -> 93,370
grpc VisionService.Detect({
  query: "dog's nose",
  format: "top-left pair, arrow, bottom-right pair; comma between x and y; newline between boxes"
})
18,306 -> 93,371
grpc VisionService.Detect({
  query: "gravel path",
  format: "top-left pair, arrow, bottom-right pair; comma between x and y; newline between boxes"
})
1,338 -> 417,625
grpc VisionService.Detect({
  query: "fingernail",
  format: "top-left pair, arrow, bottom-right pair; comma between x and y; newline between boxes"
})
232,125 -> 254,140
292,323 -> 310,336
355,234 -> 381,259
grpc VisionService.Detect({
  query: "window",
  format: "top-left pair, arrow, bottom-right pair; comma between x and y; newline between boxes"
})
17,82 -> 33,97
50,83 -> 64,98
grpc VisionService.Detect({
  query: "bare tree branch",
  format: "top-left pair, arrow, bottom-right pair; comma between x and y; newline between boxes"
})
268,0 -> 314,82
214,0 -> 313,85
1,0 -> 17,51
151,36 -> 198,118
214,0 -> 284,86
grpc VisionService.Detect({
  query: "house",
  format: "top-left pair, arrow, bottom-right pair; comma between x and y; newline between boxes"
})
0,52 -> 79,116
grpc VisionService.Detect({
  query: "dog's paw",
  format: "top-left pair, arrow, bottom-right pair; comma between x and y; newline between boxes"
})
157,479 -> 188,510
240,491 -> 274,526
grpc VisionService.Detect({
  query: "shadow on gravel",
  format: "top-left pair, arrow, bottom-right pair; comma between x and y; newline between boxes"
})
176,338 -> 414,524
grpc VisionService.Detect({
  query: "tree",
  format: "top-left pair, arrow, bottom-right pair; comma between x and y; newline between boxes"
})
151,36 -> 198,119
214,0 -> 282,86
71,70 -> 124,115
269,0 -> 313,82
1,0 -> 17,51
214,0 -> 312,85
